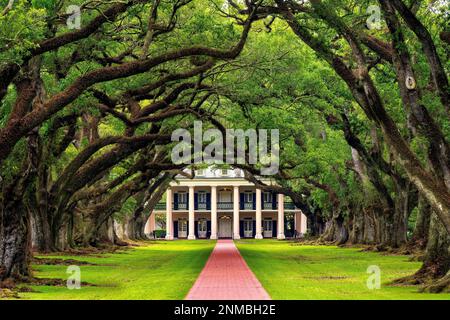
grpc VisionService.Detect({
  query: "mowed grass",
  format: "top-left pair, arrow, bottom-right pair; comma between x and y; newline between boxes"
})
236,240 -> 450,300
19,240 -> 215,300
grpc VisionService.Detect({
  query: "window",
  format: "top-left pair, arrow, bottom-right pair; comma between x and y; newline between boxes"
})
263,192 -> 272,203
198,192 -> 207,203
263,219 -> 273,237
244,192 -> 253,203
196,169 -> 205,176
244,219 -> 253,238
178,192 -> 187,204
198,220 -> 207,232
179,220 -> 187,231
221,169 -> 228,176
178,219 -> 187,238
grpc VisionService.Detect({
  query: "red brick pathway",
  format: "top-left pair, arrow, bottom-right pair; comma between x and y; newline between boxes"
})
185,240 -> 271,300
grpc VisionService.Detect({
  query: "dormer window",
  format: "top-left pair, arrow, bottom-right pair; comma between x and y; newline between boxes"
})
197,169 -> 205,176
221,169 -> 228,176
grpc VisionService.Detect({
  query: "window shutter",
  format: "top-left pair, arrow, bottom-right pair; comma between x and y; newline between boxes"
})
194,221 -> 198,238
207,221 -> 211,238
174,221 -> 178,238
272,220 -> 277,238
252,193 -> 256,210
206,193 -> 211,210
194,193 -> 198,210
173,193 -> 178,210
239,220 -> 244,238
240,193 -> 244,210
252,220 -> 256,237
272,192 -> 277,210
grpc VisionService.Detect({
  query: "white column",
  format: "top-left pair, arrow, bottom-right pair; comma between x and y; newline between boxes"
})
233,186 -> 240,239
165,188 -> 173,240
145,212 -> 156,235
210,186 -> 218,240
301,212 -> 308,234
277,193 -> 285,240
188,186 -> 196,239
255,188 -> 263,239
295,212 -> 301,237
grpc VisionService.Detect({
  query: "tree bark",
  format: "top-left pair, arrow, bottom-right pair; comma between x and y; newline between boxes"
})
275,0 -> 450,234
389,0 -> 450,113
0,200 -> 32,282
320,211 -> 349,245
395,212 -> 450,293
410,195 -> 431,249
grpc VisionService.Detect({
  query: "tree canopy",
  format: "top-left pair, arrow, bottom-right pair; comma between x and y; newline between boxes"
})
0,0 -> 449,293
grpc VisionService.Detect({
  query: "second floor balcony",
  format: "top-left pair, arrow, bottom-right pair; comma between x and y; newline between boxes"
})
217,202 -> 233,210
154,201 -> 297,211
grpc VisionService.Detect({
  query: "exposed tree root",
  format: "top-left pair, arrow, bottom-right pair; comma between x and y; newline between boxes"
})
114,238 -> 130,247
392,273 -> 450,294
34,244 -> 130,257
0,288 -> 20,299
391,273 -> 424,286
421,274 -> 450,293
391,262 -> 449,293
359,244 -> 388,252
359,244 -> 425,258
288,238 -> 334,246
0,278 -> 16,289
0,273 -> 96,299
32,257 -> 96,266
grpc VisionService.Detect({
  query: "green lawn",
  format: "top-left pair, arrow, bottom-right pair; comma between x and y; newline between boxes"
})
14,239 -> 450,300
236,239 -> 450,300
19,240 -> 215,300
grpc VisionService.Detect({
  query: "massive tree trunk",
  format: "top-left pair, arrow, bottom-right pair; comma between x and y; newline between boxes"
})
349,205 -> 382,245
275,0 -> 450,233
29,205 -> 54,253
383,180 -> 413,248
0,199 -> 32,282
27,184 -> 54,253
0,125 -> 38,284
389,0 -> 450,113
125,212 -> 147,241
320,211 -> 349,245
419,213 -> 450,292
423,213 -> 450,275
349,185 -> 412,248
303,208 -> 325,237
410,195 -> 431,249
396,212 -> 450,293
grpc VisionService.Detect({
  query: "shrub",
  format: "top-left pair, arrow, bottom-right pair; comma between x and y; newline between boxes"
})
154,230 -> 166,239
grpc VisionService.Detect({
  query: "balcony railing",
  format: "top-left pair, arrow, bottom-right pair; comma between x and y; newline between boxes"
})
154,203 -> 166,210
217,202 -> 233,210
284,202 -> 295,210
178,203 -> 187,210
153,201 -> 296,211
243,202 -> 253,210
263,202 -> 273,210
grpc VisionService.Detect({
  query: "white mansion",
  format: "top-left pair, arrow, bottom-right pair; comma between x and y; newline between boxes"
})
145,168 -> 307,239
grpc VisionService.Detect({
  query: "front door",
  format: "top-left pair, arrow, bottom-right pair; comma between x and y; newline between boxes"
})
218,217 -> 232,238
244,220 -> 253,238
198,219 -> 207,238
178,219 -> 187,238
263,220 -> 272,238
